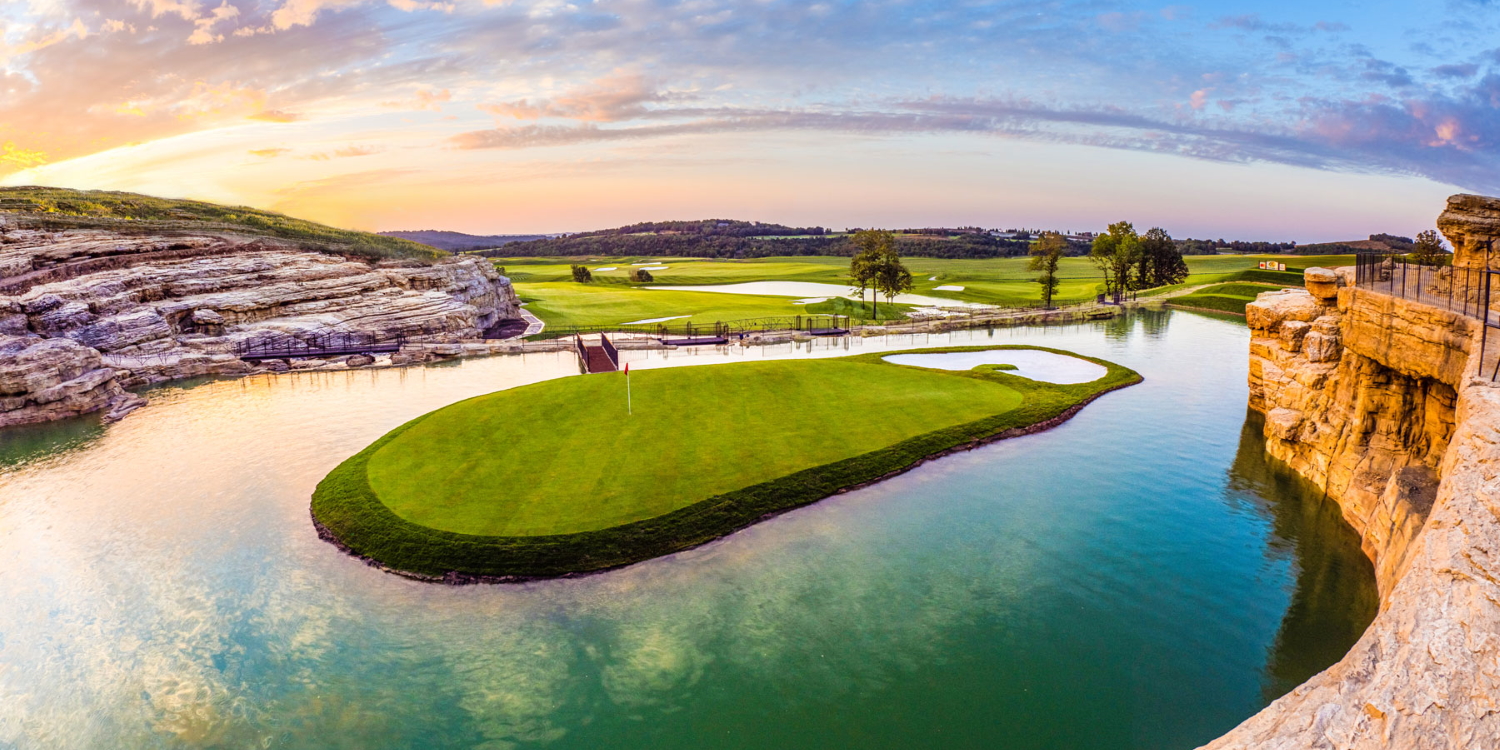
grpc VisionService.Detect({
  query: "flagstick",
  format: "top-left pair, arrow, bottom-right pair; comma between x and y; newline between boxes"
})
626,363 -> 632,416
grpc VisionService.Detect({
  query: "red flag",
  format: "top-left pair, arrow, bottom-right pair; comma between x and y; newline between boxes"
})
624,363 -> 629,375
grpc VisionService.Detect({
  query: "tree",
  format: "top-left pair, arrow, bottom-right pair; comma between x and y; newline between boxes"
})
1090,221 -> 1142,303
628,268 -> 654,282
1029,232 -> 1066,308
570,264 -> 593,283
1136,227 -> 1189,288
874,250 -> 914,310
1412,230 -> 1449,266
849,230 -> 895,316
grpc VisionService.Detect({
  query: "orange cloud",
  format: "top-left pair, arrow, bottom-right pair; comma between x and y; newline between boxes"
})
248,110 -> 304,122
0,142 -> 48,169
249,147 -> 291,158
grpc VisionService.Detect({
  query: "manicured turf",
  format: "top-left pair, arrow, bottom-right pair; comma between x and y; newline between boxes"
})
368,359 -> 1024,536
503,254 -> 1349,328
1169,282 -> 1286,314
311,346 -> 1141,579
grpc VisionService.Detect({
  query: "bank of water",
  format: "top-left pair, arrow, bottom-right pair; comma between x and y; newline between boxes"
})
0,310 -> 1376,749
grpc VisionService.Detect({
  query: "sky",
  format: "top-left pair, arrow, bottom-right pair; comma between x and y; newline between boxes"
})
1,1 -> 1497,240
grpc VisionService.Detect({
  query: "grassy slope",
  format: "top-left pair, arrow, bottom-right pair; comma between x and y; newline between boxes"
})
311,346 -> 1141,578
1169,282 -> 1286,314
504,254 -> 1349,328
0,186 -> 444,261
368,359 -> 1025,536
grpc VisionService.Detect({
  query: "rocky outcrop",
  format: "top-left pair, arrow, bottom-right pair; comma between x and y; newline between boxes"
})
0,335 -> 144,425
0,222 -> 520,426
1437,193 -> 1500,268
1206,203 -> 1500,747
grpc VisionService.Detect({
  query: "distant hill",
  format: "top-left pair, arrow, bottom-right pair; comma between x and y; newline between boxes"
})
486,219 -> 1055,259
0,186 -> 444,261
379,230 -> 555,252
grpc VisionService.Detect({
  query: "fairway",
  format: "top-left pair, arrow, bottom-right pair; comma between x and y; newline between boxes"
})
502,254 -> 1351,328
1169,282 -> 1286,314
312,346 -> 1141,578
368,359 -> 1023,535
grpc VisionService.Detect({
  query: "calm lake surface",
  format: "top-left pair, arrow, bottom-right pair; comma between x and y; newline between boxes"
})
0,310 -> 1377,750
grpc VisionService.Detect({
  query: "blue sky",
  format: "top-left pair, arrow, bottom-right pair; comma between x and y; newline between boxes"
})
2,0 -> 1497,238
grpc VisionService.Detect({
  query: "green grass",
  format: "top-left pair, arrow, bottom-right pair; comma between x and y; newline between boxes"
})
1168,282 -> 1286,315
0,186 -> 443,261
504,254 -> 1350,329
370,359 -> 1025,535
311,345 -> 1141,578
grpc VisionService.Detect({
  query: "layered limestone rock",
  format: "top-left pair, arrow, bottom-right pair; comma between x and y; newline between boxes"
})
0,335 -> 144,425
1437,193 -> 1500,268
1245,281 -> 1461,596
0,224 -> 520,426
1206,205 -> 1500,747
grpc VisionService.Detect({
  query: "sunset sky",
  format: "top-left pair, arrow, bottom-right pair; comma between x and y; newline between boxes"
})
2,0 -> 1497,239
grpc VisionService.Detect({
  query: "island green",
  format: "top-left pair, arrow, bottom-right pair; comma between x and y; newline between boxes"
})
312,346 -> 1140,579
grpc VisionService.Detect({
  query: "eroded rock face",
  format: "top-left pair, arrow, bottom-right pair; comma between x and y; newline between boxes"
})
1207,198 -> 1500,747
1437,193 -> 1500,268
0,335 -> 143,425
0,224 -> 521,426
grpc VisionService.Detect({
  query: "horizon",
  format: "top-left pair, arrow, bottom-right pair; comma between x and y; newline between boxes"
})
3,1 -> 1496,240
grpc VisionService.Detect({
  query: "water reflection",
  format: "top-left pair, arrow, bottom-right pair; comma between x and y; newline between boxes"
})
0,312 -> 1377,750
1226,410 -> 1379,701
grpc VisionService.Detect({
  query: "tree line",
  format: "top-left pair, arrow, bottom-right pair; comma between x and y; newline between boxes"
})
1086,223 -> 1191,303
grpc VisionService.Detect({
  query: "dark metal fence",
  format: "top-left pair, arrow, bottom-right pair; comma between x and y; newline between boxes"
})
1353,253 -> 1486,318
1353,253 -> 1500,380
231,323 -> 459,360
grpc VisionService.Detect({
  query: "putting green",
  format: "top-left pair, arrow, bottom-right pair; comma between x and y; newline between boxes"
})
312,346 -> 1141,579
369,359 -> 1023,536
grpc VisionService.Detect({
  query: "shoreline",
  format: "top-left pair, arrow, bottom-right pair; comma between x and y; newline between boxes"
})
310,346 -> 1142,583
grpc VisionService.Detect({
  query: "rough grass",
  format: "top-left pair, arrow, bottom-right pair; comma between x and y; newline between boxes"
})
0,186 -> 444,262
311,346 -> 1141,579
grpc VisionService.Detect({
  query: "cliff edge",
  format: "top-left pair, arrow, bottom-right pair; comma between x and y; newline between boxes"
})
0,189 -> 520,427
1205,195 -> 1500,748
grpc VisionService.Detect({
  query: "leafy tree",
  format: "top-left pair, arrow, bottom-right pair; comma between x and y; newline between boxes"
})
1411,230 -> 1449,266
1136,227 -> 1189,288
874,250 -> 914,308
849,230 -> 895,315
628,268 -> 654,282
570,264 -> 593,283
1090,221 -> 1142,303
1029,232 -> 1066,308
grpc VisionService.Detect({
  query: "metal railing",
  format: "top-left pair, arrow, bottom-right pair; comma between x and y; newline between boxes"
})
1353,253 -> 1483,318
231,323 -> 460,360
1353,253 -> 1500,380
599,333 -> 619,369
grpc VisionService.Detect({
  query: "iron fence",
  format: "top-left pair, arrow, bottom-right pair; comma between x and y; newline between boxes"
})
1353,253 -> 1483,318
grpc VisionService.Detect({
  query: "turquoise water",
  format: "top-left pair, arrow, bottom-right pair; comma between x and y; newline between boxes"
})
0,311 -> 1376,749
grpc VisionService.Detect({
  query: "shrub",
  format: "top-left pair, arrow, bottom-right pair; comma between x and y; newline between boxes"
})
571,264 -> 594,283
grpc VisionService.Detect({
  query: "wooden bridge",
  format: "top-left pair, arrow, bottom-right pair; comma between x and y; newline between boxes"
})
575,334 -> 619,373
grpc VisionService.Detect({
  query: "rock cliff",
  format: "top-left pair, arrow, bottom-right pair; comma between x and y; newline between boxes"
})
1206,198 -> 1500,748
0,220 -> 519,427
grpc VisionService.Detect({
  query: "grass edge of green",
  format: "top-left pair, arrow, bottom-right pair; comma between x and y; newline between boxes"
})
310,345 -> 1142,581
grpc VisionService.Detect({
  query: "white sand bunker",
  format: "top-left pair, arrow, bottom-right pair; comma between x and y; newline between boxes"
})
882,349 -> 1107,384
641,266 -> 670,271
791,297 -> 829,305
594,267 -> 618,271
929,276 -> 939,281
934,285 -> 965,292
622,315 -> 690,325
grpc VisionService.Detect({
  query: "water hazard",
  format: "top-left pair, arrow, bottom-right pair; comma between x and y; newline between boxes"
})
0,310 -> 1376,749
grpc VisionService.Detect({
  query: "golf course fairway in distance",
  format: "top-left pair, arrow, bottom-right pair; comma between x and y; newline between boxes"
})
311,345 -> 1141,581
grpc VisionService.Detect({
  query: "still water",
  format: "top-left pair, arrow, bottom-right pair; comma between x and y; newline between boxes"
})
0,310 -> 1376,750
